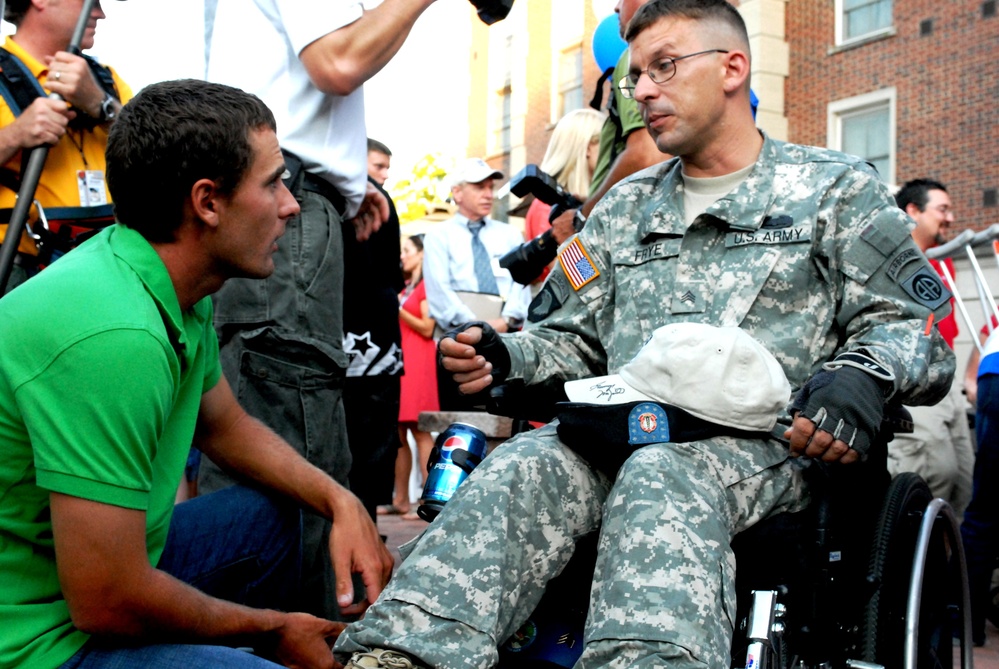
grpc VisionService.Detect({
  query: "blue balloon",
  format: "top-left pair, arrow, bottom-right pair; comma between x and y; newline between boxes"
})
592,14 -> 627,73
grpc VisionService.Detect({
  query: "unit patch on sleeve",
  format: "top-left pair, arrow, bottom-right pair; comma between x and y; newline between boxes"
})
559,237 -> 601,291
528,278 -> 565,323
900,269 -> 951,310
885,247 -> 921,282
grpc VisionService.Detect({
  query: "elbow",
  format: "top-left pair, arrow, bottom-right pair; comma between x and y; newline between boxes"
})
65,589 -> 144,637
309,63 -> 366,97
69,602 -> 130,637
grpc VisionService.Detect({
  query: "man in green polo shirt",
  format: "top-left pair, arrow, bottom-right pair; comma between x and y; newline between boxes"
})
0,79 -> 393,669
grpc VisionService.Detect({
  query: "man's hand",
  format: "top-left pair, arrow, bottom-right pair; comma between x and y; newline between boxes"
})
348,182 -> 389,241
328,489 -> 394,615
785,414 -> 861,464
272,613 -> 345,669
439,323 -> 511,396
439,327 -> 493,396
44,51 -> 106,119
8,96 -> 73,148
550,208 -> 577,245
437,324 -> 509,395
785,361 -> 892,464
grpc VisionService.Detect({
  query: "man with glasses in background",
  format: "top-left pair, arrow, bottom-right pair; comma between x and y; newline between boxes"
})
334,1 -> 954,667
887,178 -> 974,518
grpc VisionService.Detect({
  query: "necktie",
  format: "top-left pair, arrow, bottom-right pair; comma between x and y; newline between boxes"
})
469,220 -> 499,295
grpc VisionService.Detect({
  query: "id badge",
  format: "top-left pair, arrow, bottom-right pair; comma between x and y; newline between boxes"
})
77,170 -> 108,206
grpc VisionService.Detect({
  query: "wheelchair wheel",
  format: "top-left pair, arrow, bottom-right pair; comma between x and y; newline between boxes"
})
860,473 -> 970,668
988,583 -> 999,629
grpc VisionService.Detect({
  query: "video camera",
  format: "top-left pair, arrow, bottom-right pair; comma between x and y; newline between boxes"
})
499,165 -> 583,285
469,0 -> 514,24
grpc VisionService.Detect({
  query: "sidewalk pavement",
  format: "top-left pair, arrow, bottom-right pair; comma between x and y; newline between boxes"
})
378,511 -> 999,667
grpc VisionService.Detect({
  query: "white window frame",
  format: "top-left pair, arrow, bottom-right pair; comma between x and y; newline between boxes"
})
556,45 -> 584,119
827,88 -> 896,185
834,0 -> 894,45
549,0 -> 585,124
488,33 -> 515,156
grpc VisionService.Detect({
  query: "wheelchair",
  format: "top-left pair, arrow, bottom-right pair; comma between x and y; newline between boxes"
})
477,386 -> 973,669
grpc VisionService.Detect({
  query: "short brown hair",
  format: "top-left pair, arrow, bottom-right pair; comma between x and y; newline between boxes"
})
625,0 -> 748,47
4,0 -> 31,26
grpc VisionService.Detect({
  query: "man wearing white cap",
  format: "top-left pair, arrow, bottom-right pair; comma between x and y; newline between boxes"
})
422,157 -> 531,411
423,157 -> 532,336
335,1 -> 955,667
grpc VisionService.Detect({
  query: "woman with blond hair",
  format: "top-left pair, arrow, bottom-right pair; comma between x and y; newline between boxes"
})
523,108 -> 606,285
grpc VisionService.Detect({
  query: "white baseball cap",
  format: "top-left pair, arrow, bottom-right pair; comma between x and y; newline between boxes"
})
563,323 -> 791,432
449,157 -> 504,188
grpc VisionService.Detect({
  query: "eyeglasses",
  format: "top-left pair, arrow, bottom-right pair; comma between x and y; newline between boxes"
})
618,49 -> 730,99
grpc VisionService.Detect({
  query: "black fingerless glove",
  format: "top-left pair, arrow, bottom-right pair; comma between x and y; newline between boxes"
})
789,353 -> 895,456
440,321 -> 511,387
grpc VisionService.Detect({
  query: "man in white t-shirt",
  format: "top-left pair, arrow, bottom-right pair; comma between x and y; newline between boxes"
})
199,0 -> 438,620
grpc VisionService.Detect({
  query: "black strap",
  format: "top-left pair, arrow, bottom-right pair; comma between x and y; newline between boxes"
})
606,84 -> 625,165
0,47 -> 119,115
0,47 -> 121,194
280,147 -> 347,218
588,66 -> 615,112
556,400 -> 772,479
0,203 -> 114,225
302,172 -> 347,218
0,47 -> 47,117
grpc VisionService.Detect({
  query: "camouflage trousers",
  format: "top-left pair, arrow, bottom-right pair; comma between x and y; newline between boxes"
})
335,422 -> 806,668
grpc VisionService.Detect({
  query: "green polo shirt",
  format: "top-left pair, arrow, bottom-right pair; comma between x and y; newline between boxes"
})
0,224 -> 221,669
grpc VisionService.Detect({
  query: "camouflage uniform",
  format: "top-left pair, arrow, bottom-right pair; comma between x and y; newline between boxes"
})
335,134 -> 955,668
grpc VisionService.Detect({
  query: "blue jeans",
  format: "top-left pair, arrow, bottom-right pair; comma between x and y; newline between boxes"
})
61,486 -> 302,668
962,372 -> 999,644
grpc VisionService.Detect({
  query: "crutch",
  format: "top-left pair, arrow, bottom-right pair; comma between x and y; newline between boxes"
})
926,225 -> 999,354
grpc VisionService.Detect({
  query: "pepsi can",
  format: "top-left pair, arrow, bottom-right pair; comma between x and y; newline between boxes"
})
417,422 -> 488,522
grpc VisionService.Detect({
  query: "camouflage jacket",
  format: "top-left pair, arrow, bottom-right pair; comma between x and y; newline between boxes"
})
504,133 -> 955,413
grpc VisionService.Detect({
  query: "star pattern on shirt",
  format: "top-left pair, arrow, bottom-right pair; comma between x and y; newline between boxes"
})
344,331 -> 374,358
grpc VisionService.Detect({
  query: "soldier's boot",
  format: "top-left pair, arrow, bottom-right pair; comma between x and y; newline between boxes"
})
344,648 -> 426,668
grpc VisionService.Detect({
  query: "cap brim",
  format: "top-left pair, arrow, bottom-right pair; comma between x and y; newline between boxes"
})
451,170 -> 504,188
563,374 -> 655,405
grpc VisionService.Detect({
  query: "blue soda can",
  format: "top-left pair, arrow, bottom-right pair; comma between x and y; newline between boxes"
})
417,422 -> 488,522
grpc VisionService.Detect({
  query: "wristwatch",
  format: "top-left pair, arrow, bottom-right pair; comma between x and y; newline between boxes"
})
98,93 -> 117,122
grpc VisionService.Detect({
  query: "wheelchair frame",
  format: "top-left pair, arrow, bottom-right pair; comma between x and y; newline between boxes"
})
492,224 -> 999,667
739,476 -> 972,669
736,222 -> 999,669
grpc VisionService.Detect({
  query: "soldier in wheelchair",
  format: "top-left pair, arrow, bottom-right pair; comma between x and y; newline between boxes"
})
334,1 -> 957,667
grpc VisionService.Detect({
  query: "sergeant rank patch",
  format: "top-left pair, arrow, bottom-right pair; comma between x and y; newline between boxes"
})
559,237 -> 600,291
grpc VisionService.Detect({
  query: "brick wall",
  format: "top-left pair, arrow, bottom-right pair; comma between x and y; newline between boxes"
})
467,4 -> 608,179
786,0 -> 998,233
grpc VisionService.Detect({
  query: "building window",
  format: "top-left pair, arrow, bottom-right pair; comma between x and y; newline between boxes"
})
496,85 -> 512,153
828,88 -> 896,184
558,47 -> 584,117
489,33 -> 514,156
837,0 -> 893,43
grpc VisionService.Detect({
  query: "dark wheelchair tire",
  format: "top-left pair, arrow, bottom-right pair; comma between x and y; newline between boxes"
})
860,472 -> 962,668
988,581 -> 999,629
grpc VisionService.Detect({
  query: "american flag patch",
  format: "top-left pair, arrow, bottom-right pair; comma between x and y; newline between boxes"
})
559,237 -> 600,290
